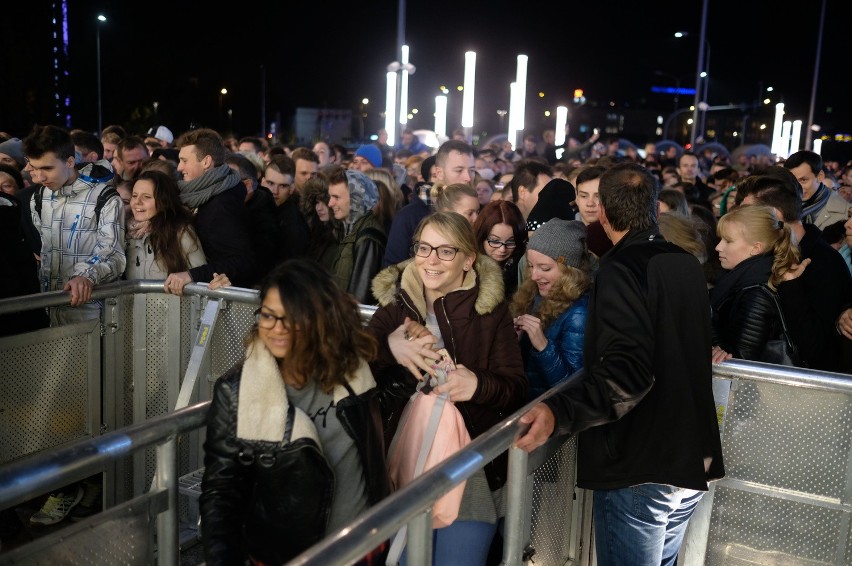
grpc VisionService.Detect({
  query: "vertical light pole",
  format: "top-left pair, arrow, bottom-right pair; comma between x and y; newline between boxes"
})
96,14 -> 106,134
689,0 -> 709,147
515,55 -> 528,140
461,51 -> 476,142
771,103 -> 785,158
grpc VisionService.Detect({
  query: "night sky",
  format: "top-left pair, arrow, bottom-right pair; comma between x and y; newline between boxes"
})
1,0 -> 849,149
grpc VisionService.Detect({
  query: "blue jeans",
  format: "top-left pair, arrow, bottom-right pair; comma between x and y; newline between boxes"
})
593,484 -> 703,566
400,520 -> 497,566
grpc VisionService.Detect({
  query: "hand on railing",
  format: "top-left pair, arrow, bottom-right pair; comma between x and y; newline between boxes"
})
515,403 -> 556,452
711,345 -> 732,364
64,275 -> 94,306
208,273 -> 231,290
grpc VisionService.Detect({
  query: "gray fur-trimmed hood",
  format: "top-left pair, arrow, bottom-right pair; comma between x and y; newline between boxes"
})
371,254 -> 505,318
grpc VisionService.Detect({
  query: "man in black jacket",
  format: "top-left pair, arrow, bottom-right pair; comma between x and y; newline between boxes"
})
516,163 -> 724,565
165,128 -> 256,292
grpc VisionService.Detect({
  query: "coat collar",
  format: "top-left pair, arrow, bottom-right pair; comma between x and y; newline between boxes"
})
236,338 -> 375,443
371,254 -> 505,318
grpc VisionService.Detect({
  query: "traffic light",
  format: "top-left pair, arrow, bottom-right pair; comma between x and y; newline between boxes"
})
573,89 -> 586,105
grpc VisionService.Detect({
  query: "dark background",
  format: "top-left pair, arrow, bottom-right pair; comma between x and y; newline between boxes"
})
1,1 -> 849,158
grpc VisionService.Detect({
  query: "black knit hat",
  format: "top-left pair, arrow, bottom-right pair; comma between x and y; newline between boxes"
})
525,178 -> 577,232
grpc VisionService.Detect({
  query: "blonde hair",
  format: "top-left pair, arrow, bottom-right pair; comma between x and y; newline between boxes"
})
716,205 -> 800,289
365,167 -> 402,210
414,211 -> 478,257
510,264 -> 591,329
659,212 -> 706,261
430,182 -> 478,212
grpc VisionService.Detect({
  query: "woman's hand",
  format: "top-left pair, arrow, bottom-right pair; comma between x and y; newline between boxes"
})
514,314 -> 548,351
711,345 -> 732,364
433,363 -> 478,403
388,318 -> 440,380
782,258 -> 811,281
208,273 -> 231,290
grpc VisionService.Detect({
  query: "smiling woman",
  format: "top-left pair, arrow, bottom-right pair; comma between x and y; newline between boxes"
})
123,169 -> 206,280
367,211 -> 526,565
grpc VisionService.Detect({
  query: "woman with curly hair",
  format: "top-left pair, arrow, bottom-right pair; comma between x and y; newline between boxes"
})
124,169 -> 206,279
200,259 -> 390,565
510,219 -> 593,401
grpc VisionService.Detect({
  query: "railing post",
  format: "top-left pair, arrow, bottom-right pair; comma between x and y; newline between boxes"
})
406,510 -> 433,565
501,446 -> 530,566
156,437 -> 178,566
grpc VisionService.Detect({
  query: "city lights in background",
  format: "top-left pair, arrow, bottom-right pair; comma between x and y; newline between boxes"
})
399,45 -> 410,126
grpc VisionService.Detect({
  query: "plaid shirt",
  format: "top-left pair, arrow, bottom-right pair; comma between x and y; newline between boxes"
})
31,163 -> 126,292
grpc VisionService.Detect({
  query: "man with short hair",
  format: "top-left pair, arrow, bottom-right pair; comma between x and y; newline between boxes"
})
516,163 -> 724,565
70,131 -> 104,164
510,159 -> 553,220
382,140 -> 474,266
114,136 -> 149,181
262,154 -> 309,264
327,166 -> 386,304
574,165 -> 606,226
290,147 -> 319,196
783,150 -> 850,230
394,128 -> 429,156
164,128 -> 256,291
312,141 -> 336,168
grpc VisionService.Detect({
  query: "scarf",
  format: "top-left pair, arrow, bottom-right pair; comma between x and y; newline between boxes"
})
801,182 -> 831,224
709,253 -> 774,311
178,164 -> 241,209
126,218 -> 152,240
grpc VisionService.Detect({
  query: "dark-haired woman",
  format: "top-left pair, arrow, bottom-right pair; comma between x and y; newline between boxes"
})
200,259 -> 390,565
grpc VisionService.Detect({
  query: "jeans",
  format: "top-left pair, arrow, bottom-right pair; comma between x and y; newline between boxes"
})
400,520 -> 497,566
593,483 -> 704,566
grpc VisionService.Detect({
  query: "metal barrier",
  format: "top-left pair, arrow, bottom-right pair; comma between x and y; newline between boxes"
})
1,284 -> 851,565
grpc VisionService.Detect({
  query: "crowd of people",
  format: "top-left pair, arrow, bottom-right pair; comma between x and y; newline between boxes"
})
1,120 -> 851,564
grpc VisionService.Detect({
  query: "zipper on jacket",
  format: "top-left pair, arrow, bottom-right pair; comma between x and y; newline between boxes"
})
67,214 -> 79,247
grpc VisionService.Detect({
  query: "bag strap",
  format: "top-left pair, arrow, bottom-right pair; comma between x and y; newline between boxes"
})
745,284 -> 796,349
387,372 -> 451,566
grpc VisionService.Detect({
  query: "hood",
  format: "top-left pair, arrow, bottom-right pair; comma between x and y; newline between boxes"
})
371,254 -> 505,318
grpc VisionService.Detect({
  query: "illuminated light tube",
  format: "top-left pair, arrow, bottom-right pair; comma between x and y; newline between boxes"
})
771,103 -> 785,157
435,95 -> 447,138
555,106 -> 568,160
515,55 -> 528,132
780,120 -> 792,160
399,45 -> 409,126
789,119 -> 802,156
385,72 -> 397,147
508,82 -> 518,148
813,138 -> 823,155
461,51 -> 476,129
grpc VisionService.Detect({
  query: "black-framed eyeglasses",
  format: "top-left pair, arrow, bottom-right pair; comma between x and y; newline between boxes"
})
254,308 -> 291,331
486,237 -> 517,250
412,242 -> 460,261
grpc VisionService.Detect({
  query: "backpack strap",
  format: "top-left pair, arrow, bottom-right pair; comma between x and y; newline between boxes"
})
93,186 -> 119,224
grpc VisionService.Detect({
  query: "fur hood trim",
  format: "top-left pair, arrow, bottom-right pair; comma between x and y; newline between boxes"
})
236,338 -> 376,443
371,255 -> 505,317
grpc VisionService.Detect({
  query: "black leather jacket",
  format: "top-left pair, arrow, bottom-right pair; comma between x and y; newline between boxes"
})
712,284 -> 782,361
200,350 -> 390,565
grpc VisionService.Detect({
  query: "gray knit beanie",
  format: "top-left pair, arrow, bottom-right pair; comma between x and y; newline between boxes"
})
527,219 -> 587,268
0,138 -> 25,168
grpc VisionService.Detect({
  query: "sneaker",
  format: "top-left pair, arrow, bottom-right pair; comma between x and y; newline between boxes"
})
70,480 -> 103,521
29,486 -> 84,526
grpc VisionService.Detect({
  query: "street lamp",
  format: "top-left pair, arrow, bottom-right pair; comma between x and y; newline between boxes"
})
96,14 -> 107,134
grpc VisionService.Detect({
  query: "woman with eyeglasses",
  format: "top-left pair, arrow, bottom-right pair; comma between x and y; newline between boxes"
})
510,219 -> 592,401
200,259 -> 391,565
473,200 -> 528,300
369,211 -> 526,566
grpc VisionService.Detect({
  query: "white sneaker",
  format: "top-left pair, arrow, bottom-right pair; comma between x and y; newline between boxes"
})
29,486 -> 84,526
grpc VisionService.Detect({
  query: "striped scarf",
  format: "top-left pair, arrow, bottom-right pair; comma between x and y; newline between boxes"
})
801,182 -> 831,224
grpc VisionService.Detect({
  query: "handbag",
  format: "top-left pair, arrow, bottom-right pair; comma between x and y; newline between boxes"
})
385,352 -> 471,565
752,284 -> 803,367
